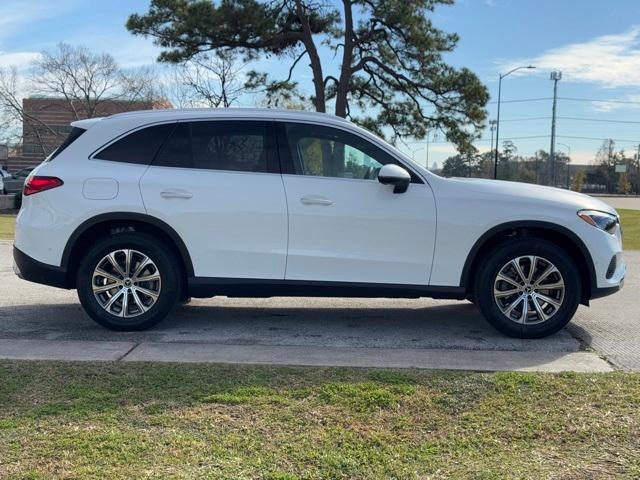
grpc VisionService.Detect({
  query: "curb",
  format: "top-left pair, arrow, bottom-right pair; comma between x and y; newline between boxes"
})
0,338 -> 613,373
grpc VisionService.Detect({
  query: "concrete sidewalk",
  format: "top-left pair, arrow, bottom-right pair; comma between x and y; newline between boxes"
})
592,195 -> 640,210
0,338 -> 612,372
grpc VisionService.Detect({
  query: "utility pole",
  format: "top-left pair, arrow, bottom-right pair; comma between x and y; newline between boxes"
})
494,65 -> 536,180
549,71 -> 562,187
636,144 -> 640,195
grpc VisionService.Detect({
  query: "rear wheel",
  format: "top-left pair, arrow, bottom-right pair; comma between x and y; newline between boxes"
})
76,232 -> 181,331
474,238 -> 581,338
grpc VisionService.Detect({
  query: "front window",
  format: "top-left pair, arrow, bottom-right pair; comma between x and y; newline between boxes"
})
282,122 -> 420,182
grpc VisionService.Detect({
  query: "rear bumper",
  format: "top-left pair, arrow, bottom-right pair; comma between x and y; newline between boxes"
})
13,246 -> 69,289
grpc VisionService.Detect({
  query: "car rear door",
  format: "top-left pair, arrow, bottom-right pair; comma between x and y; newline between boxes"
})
277,121 -> 437,286
140,120 -> 288,280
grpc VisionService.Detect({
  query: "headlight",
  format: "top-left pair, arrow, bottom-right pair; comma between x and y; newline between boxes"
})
577,209 -> 619,234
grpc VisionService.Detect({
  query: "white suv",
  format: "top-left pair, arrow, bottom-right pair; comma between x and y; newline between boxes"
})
13,108 -> 625,338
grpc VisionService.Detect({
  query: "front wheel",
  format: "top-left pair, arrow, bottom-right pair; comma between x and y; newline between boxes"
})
474,238 -> 581,338
76,232 -> 181,331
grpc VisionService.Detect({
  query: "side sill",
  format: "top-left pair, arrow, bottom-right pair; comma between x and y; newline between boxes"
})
13,246 -> 70,289
187,277 -> 467,300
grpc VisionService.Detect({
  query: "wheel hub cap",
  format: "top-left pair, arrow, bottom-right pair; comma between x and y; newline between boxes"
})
493,255 -> 565,325
92,249 -> 161,318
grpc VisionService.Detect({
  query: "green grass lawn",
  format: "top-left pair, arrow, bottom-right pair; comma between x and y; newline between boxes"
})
0,361 -> 639,479
619,208 -> 640,250
0,214 -> 15,240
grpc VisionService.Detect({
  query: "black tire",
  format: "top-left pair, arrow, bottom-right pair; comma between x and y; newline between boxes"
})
474,238 -> 581,338
76,231 -> 181,331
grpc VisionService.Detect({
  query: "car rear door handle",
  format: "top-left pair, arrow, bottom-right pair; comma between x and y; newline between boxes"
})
301,195 -> 333,206
160,189 -> 193,199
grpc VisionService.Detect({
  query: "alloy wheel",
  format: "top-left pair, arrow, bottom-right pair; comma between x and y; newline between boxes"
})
92,249 -> 161,318
493,255 -> 565,325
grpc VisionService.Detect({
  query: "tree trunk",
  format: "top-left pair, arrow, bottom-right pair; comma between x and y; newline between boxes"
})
334,0 -> 354,118
294,0 -> 326,113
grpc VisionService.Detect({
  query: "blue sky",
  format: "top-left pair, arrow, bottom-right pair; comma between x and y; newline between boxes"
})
1,0 -> 640,167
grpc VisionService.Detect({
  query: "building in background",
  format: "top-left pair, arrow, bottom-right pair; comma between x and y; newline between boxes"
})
7,97 -> 172,171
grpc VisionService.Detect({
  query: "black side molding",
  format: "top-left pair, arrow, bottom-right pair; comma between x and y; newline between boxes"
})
591,284 -> 623,300
188,277 -> 467,300
13,246 -> 70,289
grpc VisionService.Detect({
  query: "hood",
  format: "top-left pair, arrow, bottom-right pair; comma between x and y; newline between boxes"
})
442,177 -> 617,215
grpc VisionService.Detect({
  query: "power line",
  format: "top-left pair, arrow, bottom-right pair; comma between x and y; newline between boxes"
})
557,116 -> 640,125
409,134 -> 550,144
557,134 -> 640,143
499,115 -> 640,125
559,97 -> 640,105
408,134 -> 640,145
488,97 -> 552,105
487,96 -> 640,106
500,116 -> 551,122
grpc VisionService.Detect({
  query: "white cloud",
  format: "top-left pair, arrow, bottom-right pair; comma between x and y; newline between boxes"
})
0,51 -> 41,71
501,26 -> 640,88
589,94 -> 640,112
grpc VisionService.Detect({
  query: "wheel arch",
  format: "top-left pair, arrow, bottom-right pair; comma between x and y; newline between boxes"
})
61,212 -> 194,288
460,221 -> 597,305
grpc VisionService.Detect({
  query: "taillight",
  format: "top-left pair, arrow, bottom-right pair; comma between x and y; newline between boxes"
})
23,176 -> 64,196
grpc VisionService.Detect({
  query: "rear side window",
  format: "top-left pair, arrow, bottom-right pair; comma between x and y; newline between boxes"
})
47,127 -> 86,161
94,123 -> 175,165
153,121 -> 275,173
154,123 -> 191,168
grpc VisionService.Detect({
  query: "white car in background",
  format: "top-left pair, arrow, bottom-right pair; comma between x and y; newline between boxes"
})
13,109 -> 625,338
0,167 -> 9,195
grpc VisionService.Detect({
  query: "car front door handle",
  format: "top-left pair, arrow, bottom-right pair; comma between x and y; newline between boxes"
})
301,195 -> 333,206
160,189 -> 193,199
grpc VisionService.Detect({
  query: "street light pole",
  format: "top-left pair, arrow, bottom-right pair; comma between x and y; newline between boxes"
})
494,65 -> 536,180
549,71 -> 562,186
489,120 -> 497,158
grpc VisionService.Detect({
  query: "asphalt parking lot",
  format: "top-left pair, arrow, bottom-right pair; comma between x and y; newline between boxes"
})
0,240 -> 637,371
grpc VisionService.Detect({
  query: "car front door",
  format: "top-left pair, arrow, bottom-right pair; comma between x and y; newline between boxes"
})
278,122 -> 437,286
140,120 -> 288,280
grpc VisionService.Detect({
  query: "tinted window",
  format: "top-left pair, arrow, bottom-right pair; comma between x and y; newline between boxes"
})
154,123 -> 191,168
95,123 -> 175,165
281,123 -> 419,182
192,121 -> 268,172
153,121 -> 273,173
48,127 -> 86,161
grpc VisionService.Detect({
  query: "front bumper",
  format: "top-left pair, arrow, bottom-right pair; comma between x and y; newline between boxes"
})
13,246 -> 69,289
591,254 -> 625,300
591,280 -> 624,299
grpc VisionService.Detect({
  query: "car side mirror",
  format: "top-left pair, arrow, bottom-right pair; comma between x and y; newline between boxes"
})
377,164 -> 411,194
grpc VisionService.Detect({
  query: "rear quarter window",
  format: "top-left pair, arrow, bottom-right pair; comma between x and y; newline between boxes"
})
47,127 -> 86,161
94,123 -> 175,165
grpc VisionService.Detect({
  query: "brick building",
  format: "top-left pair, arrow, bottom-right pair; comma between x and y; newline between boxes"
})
7,97 -> 172,170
